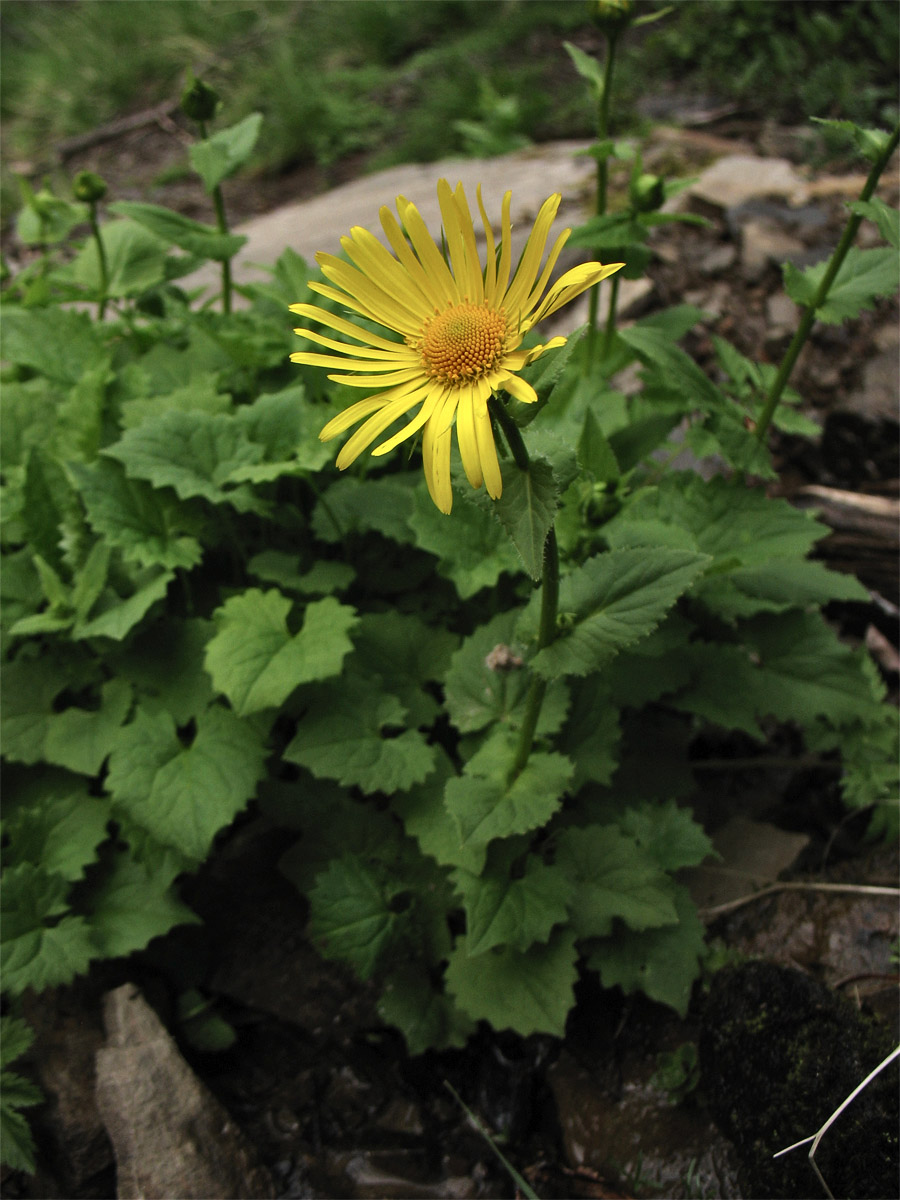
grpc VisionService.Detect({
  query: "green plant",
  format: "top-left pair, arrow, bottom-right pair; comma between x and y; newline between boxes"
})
2,32 -> 897,1176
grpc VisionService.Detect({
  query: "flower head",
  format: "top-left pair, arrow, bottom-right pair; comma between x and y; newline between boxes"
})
291,179 -> 623,512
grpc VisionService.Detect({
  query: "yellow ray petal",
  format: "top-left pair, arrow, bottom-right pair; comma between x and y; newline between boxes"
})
493,190 -> 513,301
293,326 -> 413,361
342,227 -> 433,318
502,371 -> 539,405
318,255 -> 421,336
319,394 -> 395,441
290,350 -> 413,372
336,387 -> 434,468
476,184 -> 498,305
474,400 -> 502,499
423,415 -> 454,514
372,385 -> 445,456
526,261 -> 623,327
326,367 -> 425,388
518,227 -> 571,320
455,383 -> 482,489
395,196 -> 458,304
503,193 -> 560,315
379,207 -> 451,310
291,302 -> 408,352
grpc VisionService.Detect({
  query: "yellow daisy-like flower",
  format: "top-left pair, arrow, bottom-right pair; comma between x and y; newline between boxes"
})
290,178 -> 624,513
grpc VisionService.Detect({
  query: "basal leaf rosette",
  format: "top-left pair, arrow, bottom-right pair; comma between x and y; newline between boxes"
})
291,179 -> 623,512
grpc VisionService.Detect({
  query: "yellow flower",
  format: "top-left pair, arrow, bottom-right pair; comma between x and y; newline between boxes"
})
290,178 -> 623,513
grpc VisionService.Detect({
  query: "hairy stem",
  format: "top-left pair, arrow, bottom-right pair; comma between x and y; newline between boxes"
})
508,527 -> 559,784
199,118 -> 233,315
88,204 -> 109,321
755,120 -> 900,440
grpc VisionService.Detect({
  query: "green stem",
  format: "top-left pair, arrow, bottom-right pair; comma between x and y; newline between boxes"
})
755,120 -> 900,440
584,30 -> 619,372
199,118 -> 233,315
488,395 -> 561,783
601,272 -> 620,357
489,395 -> 530,471
88,203 -> 109,320
508,528 -> 559,785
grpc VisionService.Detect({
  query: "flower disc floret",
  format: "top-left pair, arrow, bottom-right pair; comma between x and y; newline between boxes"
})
419,302 -> 507,382
290,179 -> 624,513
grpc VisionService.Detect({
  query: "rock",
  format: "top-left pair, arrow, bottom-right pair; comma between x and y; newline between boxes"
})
186,140 -> 597,310
95,983 -> 276,1200
766,292 -> 799,333
689,154 -> 808,210
739,219 -> 806,281
700,962 -> 899,1200
841,322 -> 900,420
698,242 -> 737,277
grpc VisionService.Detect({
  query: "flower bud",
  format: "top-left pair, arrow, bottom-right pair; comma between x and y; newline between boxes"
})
181,75 -> 219,123
588,0 -> 634,35
630,172 -> 666,213
72,170 -> 108,204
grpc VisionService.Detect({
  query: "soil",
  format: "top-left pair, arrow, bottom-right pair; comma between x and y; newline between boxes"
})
4,112 -> 899,1200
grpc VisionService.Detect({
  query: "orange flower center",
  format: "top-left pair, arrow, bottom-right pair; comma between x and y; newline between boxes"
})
419,302 -> 507,382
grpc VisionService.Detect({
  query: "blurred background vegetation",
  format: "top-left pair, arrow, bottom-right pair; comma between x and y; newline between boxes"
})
1,0 -> 898,219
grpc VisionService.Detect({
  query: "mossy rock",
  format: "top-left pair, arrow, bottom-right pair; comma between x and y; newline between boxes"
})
699,961 -> 898,1199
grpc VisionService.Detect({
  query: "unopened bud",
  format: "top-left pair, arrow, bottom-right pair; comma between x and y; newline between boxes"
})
630,172 -> 665,213
588,0 -> 634,35
181,75 -> 219,123
72,170 -> 107,204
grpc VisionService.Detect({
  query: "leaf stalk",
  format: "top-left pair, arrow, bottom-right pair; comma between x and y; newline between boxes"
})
755,120 -> 900,440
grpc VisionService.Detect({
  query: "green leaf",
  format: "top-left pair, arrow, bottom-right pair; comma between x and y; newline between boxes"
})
0,1017 -> 35,1070
783,246 -> 899,323
4,669 -> 130,778
248,551 -> 354,596
409,484 -> 521,598
22,447 -> 75,574
0,863 -> 96,995
445,928 -> 578,1037
106,703 -> 266,861
528,548 -> 708,679
2,792 -> 110,881
454,855 -> 573,955
849,198 -> 900,249
72,458 -> 203,570
88,848 -> 200,958
555,676 -> 621,792
0,1017 -> 42,1174
0,307 -> 103,386
810,118 -> 893,164
442,610 -> 566,738
104,410 -> 263,505
111,618 -> 214,725
189,113 -> 263,192
492,458 -> 558,580
619,322 -> 724,411
205,590 -> 358,716
674,610 -> 885,738
73,568 -> 174,642
109,201 -> 246,261
350,611 -> 456,727
618,800 -> 715,872
307,855 -> 399,979
284,677 -> 436,794
444,747 -> 573,874
66,218 -> 172,297
555,825 -> 679,938
312,476 -> 416,543
697,557 -> 869,621
379,965 -> 476,1055
587,885 -> 706,1017
578,408 -> 620,482
233,385 -> 335,475
562,40 -> 604,93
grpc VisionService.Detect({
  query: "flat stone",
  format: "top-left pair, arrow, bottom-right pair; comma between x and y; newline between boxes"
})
187,140 -> 596,310
740,219 -> 806,281
95,984 -> 276,1200
690,154 -> 807,210
841,344 -> 900,421
766,291 -> 799,332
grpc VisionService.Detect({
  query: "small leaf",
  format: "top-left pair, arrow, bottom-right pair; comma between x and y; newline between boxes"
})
109,201 -> 246,261
205,590 -> 358,716
189,113 -> 263,192
106,704 -> 266,861
284,676 -> 436,794
562,41 -> 605,93
492,458 -> 558,580
445,928 -> 578,1037
379,965 -> 476,1055
454,856 -> 573,954
587,885 -> 706,1017
783,246 -> 899,324
410,484 -> 521,598
308,855 -> 398,979
88,849 -> 200,958
528,548 -> 709,679
556,825 -> 679,939
810,118 -> 893,164
849,197 -> 900,249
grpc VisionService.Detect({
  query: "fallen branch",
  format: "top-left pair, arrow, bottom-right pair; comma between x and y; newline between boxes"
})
773,1044 -> 900,1200
55,101 -> 183,160
699,880 -> 900,921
